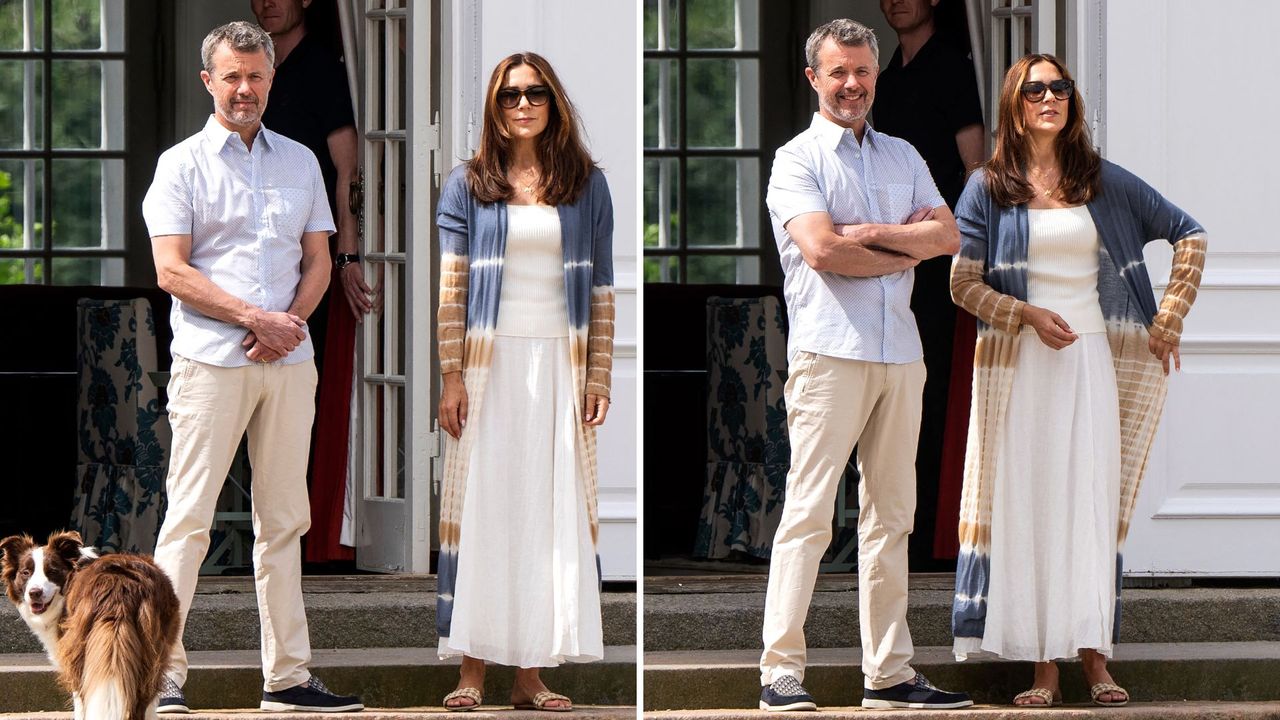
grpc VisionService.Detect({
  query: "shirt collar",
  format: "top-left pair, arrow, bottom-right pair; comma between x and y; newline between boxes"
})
809,112 -> 877,152
200,114 -> 275,153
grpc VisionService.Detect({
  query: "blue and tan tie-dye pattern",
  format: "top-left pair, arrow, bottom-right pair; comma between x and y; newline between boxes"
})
433,163 -> 615,641
949,162 -> 1206,645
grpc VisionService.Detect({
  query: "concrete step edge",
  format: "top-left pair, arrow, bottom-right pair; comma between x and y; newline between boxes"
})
0,647 -> 638,713
0,645 -> 638,671
642,644 -> 1280,710
644,642 -> 1280,667
0,708 -> 637,720
642,701 -> 1280,719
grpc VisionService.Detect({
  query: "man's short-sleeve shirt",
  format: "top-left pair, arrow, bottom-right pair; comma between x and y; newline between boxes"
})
766,113 -> 945,364
141,115 -> 336,367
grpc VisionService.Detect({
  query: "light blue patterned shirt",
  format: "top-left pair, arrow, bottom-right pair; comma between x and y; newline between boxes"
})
142,115 -> 335,367
767,113 -> 944,364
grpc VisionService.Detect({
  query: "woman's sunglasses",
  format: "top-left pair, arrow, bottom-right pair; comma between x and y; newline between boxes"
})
1020,79 -> 1074,102
496,85 -> 552,109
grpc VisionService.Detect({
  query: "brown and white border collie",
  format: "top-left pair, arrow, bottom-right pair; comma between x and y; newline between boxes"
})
1,531 -> 180,720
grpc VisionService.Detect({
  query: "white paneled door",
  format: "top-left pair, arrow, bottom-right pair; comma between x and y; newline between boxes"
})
352,0 -> 438,573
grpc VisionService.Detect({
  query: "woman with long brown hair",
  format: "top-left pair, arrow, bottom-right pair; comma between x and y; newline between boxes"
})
433,52 -> 614,711
949,54 -> 1206,706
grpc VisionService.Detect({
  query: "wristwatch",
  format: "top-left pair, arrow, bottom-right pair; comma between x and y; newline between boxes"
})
335,253 -> 360,269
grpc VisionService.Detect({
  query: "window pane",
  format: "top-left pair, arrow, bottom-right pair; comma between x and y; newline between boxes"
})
644,256 -> 680,283
53,0 -> 101,50
687,255 -> 759,284
686,157 -> 759,248
0,257 -> 42,284
389,18 -> 405,132
0,1 -> 28,50
687,0 -> 759,50
0,61 -> 44,149
371,19 -> 385,131
52,257 -> 124,286
53,60 -> 106,149
665,0 -> 680,49
0,159 -> 45,250
644,158 -> 678,249
643,59 -> 679,149
0,1 -> 44,51
53,159 -> 123,249
686,0 -> 734,49
643,0 -> 659,49
687,59 -> 759,148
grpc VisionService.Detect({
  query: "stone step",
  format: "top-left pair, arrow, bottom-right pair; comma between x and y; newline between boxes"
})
642,644 -> 1280,711
643,701 -> 1280,719
0,576 -> 636,653
0,646 -> 636,713
0,711 -> 636,720
643,576 -> 1280,651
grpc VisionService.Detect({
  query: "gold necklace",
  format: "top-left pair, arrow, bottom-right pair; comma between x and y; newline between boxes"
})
511,166 -> 539,195
1031,167 -> 1060,199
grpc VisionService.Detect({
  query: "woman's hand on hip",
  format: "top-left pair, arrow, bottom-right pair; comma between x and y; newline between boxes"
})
1022,304 -> 1077,349
584,394 -> 610,427
1148,331 -> 1181,375
440,372 -> 468,439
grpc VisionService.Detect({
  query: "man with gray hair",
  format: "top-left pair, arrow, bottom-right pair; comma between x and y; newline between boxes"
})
757,18 -> 972,711
144,21 -> 362,713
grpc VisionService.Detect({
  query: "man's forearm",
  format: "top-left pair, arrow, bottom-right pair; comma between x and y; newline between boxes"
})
846,220 -> 956,260
287,252 -> 332,321
809,237 -> 920,277
329,127 -> 360,256
158,262 -> 264,328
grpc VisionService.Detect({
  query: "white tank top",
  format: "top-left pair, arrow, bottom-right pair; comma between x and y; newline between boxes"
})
1026,206 -> 1106,335
495,204 -> 569,337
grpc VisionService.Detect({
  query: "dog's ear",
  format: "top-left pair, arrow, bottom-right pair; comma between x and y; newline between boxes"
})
46,531 -> 85,566
0,534 -> 33,577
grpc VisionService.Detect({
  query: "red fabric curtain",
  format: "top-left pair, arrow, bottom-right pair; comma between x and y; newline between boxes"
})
305,271 -> 358,563
933,307 -> 977,560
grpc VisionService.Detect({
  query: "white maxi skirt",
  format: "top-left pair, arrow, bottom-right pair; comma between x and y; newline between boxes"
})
438,334 -> 604,667
954,330 -> 1122,662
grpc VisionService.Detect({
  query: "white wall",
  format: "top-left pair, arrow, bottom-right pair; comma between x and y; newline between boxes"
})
447,0 -> 640,581
1104,0 -> 1280,575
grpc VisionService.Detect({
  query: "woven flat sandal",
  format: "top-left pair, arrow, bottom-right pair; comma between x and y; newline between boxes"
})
513,690 -> 573,712
443,686 -> 483,712
1090,682 -> 1129,707
1012,688 -> 1060,707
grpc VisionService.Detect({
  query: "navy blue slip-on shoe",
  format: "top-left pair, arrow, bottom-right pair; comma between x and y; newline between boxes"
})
260,675 -> 364,712
157,676 -> 190,714
759,675 -> 818,712
861,672 -> 973,709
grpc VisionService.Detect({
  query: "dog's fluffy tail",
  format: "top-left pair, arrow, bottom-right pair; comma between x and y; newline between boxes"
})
77,615 -> 148,719
58,556 -> 181,720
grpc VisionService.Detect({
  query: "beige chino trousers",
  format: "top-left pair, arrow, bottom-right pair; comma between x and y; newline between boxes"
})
153,356 -> 317,692
760,352 -> 925,690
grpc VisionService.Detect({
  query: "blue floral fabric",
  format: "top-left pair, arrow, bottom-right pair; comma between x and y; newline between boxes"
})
694,297 -> 790,560
70,298 -> 170,553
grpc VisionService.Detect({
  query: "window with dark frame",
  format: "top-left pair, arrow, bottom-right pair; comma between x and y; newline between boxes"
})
0,0 -> 128,286
643,0 -> 766,285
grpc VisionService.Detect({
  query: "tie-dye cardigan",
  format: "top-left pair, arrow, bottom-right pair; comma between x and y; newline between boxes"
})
950,161 -> 1206,646
434,163 -> 615,641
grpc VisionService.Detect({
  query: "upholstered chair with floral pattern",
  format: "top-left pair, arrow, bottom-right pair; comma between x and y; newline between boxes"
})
69,297 -> 170,553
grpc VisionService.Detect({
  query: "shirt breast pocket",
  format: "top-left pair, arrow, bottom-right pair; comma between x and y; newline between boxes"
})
262,186 -> 311,241
872,182 -> 918,224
